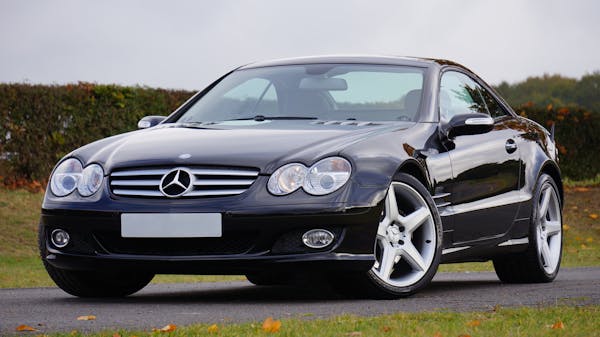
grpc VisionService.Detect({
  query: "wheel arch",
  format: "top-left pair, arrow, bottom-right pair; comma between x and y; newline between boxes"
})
539,161 -> 563,207
396,160 -> 431,192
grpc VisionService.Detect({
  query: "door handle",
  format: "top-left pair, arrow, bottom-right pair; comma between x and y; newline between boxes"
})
505,139 -> 517,154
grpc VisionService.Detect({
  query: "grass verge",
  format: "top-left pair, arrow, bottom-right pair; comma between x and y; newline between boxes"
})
8,305 -> 599,337
1,184 -> 598,288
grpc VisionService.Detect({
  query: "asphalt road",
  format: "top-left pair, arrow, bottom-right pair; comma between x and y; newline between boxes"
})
1,267 -> 599,335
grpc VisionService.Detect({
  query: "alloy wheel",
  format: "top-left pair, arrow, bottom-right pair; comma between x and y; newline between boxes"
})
536,183 -> 562,274
372,182 -> 437,287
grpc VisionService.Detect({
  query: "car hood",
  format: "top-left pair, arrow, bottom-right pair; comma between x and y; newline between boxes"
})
73,120 -> 414,174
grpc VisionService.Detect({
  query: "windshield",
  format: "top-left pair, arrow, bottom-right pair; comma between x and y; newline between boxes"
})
177,64 -> 426,123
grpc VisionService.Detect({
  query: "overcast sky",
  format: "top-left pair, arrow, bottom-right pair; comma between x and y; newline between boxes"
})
1,0 -> 598,91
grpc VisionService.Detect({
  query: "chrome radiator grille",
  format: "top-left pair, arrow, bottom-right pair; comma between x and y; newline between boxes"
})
110,166 -> 260,198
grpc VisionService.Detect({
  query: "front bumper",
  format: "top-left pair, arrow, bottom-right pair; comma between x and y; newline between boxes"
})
40,204 -> 382,275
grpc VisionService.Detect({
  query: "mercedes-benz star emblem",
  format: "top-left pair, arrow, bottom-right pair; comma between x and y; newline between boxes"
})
159,168 -> 194,198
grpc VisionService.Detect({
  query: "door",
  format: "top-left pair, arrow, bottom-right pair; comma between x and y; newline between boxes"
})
440,71 -> 521,243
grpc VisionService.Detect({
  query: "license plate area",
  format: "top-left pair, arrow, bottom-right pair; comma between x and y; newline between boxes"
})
121,213 -> 222,238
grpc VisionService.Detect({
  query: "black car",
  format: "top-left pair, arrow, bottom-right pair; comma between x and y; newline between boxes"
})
40,55 -> 563,298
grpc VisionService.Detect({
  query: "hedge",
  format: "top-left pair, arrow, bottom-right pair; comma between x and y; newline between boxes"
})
0,83 -> 193,182
515,104 -> 599,180
0,83 -> 598,183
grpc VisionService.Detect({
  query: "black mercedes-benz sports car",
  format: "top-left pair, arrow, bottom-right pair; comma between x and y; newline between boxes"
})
40,55 -> 563,298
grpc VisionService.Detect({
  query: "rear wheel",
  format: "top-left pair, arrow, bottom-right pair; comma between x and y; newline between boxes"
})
341,173 -> 442,299
493,174 -> 562,283
39,225 -> 154,297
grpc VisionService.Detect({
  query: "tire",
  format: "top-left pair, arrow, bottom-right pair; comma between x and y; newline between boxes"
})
245,272 -> 290,286
493,173 -> 563,283
39,225 -> 154,297
337,173 -> 443,299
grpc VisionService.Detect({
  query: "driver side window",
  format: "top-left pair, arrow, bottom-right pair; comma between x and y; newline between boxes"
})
439,71 -> 488,122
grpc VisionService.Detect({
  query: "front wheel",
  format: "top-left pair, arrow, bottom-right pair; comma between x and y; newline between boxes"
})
342,173 -> 443,299
493,173 -> 563,283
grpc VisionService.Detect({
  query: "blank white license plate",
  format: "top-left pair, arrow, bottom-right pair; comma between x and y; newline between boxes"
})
121,213 -> 222,238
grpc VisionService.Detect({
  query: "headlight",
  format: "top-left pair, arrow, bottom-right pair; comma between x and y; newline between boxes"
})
267,157 -> 351,196
304,157 -> 352,195
267,163 -> 307,195
50,159 -> 83,196
78,164 -> 104,196
50,158 -> 104,197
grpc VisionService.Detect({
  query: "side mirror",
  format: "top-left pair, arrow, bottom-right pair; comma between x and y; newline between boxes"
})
442,112 -> 494,138
138,115 -> 167,129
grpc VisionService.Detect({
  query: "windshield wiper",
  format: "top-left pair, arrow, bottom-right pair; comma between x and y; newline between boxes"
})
174,122 -> 217,129
227,115 -> 318,122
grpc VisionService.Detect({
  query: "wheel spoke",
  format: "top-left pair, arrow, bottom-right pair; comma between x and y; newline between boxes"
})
538,188 -> 551,219
545,220 -> 562,236
400,207 -> 430,234
377,241 -> 400,279
401,241 -> 427,272
540,239 -> 552,267
384,185 -> 400,221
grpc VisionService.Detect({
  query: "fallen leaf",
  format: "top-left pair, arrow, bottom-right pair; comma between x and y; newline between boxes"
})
586,237 -> 594,243
551,320 -> 564,329
16,324 -> 38,332
589,213 -> 598,220
381,326 -> 392,332
76,315 -> 96,321
458,335 -> 472,337
262,317 -> 281,333
432,332 -> 443,337
345,332 -> 362,336
466,320 -> 480,327
152,324 -> 177,333
574,187 -> 590,192
207,324 -> 219,333
112,333 -> 121,337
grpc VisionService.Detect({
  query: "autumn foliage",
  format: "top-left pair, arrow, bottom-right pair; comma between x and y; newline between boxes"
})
517,104 -> 599,179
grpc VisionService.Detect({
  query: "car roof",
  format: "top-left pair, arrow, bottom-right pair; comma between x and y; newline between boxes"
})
239,54 -> 467,70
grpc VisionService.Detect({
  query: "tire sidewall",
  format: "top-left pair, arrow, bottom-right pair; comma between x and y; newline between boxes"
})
529,173 -> 563,280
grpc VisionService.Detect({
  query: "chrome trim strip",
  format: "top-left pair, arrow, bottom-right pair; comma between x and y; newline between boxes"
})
442,246 -> 471,255
439,191 -> 531,216
193,179 -> 255,186
186,189 -> 248,197
432,192 -> 451,199
465,117 -> 493,125
190,169 -> 259,176
111,169 -> 169,177
110,180 -> 161,186
112,189 -> 163,196
498,237 -> 529,246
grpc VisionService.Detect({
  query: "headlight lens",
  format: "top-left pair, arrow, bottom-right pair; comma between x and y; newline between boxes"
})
78,164 -> 104,196
267,163 -> 307,195
304,157 -> 352,195
50,158 -> 83,197
50,159 -> 104,197
267,157 -> 352,196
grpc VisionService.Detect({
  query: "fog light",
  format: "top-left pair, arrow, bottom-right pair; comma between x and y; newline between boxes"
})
51,229 -> 70,248
302,229 -> 334,249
